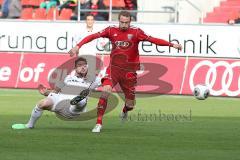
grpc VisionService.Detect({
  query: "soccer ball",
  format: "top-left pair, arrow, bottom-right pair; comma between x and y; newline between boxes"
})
193,84 -> 210,100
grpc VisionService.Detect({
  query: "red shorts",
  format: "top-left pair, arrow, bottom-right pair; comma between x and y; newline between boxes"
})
102,65 -> 137,100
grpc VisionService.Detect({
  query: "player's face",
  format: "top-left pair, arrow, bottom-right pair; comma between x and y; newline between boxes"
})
119,16 -> 131,31
75,61 -> 88,77
86,16 -> 94,28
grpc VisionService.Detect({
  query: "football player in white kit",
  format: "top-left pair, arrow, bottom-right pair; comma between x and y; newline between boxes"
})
12,57 -> 101,129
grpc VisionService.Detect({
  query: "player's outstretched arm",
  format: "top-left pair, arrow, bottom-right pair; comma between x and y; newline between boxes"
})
68,32 -> 102,57
148,36 -> 182,51
138,28 -> 182,51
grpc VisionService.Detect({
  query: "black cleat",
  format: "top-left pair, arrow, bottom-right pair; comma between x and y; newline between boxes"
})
70,89 -> 90,105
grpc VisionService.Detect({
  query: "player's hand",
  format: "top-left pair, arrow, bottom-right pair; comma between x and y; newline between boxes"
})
173,44 -> 182,51
68,46 -> 79,57
38,84 -> 49,96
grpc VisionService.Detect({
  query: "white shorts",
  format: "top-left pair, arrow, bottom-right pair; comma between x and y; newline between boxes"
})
47,93 -> 87,110
47,93 -> 87,119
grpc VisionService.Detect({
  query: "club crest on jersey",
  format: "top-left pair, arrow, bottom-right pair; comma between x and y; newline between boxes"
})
127,34 -> 133,40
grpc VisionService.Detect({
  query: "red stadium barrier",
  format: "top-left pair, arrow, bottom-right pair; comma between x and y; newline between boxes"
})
0,52 -> 71,89
0,52 -> 240,97
0,53 -> 22,88
181,58 -> 240,97
99,55 -> 186,94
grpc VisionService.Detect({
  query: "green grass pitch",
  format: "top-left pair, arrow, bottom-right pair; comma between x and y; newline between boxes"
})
1,89 -> 240,160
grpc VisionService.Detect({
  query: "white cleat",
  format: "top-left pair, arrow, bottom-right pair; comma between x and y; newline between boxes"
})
120,111 -> 128,121
92,124 -> 102,133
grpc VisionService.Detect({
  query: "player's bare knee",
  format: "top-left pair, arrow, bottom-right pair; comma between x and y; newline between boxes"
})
103,85 -> 112,93
37,99 -> 52,110
101,85 -> 112,98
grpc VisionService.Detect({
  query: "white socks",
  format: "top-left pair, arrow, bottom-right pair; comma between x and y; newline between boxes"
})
26,105 -> 43,128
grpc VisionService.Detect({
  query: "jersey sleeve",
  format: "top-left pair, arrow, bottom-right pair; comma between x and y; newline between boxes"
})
137,28 -> 173,47
98,26 -> 111,38
137,28 -> 151,41
90,76 -> 102,90
63,75 -> 73,86
77,27 -> 111,48
89,68 -> 107,89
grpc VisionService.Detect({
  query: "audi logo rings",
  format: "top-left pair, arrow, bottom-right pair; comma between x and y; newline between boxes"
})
190,60 -> 240,96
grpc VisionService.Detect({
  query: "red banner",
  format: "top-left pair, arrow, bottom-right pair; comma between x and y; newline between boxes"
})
0,52 -> 72,89
96,55 -> 186,94
0,53 -> 22,88
1,52 -> 240,97
182,58 -> 240,97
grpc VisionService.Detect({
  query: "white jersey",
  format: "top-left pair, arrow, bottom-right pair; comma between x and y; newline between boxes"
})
48,74 -> 102,117
63,74 -> 101,90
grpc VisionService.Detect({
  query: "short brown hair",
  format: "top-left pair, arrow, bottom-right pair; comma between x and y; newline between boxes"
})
86,14 -> 95,19
75,57 -> 87,67
118,10 -> 131,20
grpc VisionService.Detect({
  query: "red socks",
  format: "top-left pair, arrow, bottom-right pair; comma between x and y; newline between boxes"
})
96,97 -> 108,125
96,99 -> 134,125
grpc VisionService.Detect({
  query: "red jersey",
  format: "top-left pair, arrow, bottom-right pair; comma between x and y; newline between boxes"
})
77,26 -> 173,71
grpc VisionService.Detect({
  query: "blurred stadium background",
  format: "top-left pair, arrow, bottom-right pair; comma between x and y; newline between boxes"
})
1,0 -> 240,160
1,0 -> 239,23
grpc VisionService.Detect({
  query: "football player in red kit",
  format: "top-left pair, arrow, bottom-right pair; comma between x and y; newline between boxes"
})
69,11 -> 182,133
